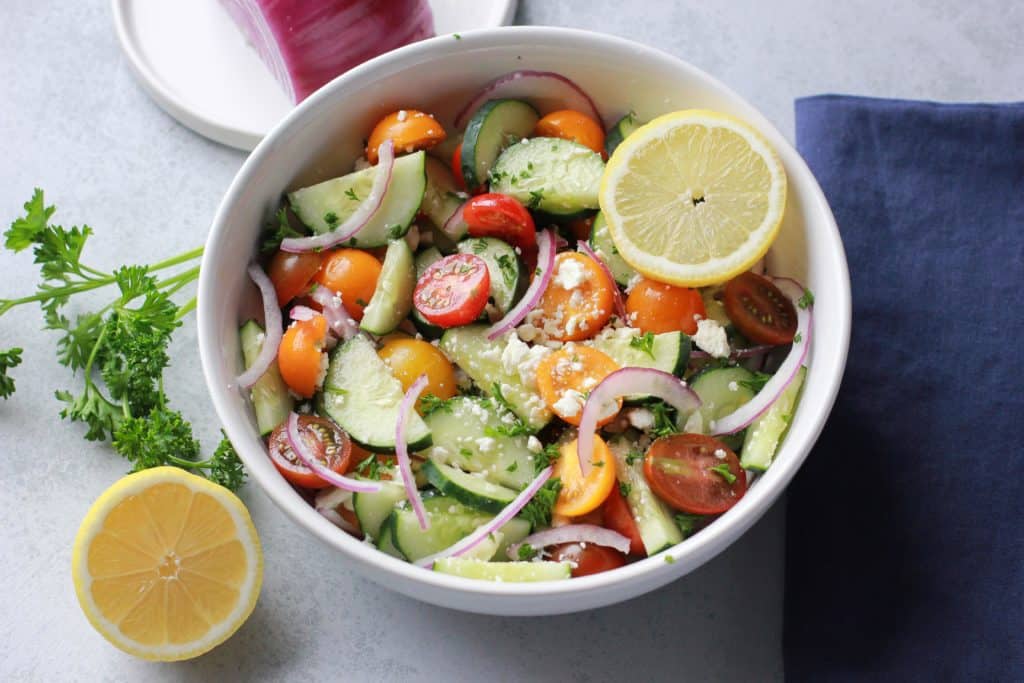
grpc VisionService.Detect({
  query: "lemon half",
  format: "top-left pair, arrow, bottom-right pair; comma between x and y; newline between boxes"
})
71,467 -> 262,661
599,110 -> 787,287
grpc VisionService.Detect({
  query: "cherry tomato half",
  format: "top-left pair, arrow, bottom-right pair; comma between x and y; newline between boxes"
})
377,337 -> 457,412
462,193 -> 538,269
413,253 -> 491,328
268,415 -> 352,490
722,271 -> 798,345
277,314 -> 327,398
268,250 -> 322,305
644,433 -> 747,515
314,248 -> 382,321
451,143 -> 467,191
626,279 -> 706,335
366,109 -> 446,163
534,110 -> 606,155
602,485 -> 645,555
549,542 -> 627,577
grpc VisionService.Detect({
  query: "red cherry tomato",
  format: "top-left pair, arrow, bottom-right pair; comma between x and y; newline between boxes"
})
451,143 -> 467,191
462,193 -> 538,270
549,542 -> 627,577
267,250 -> 322,305
413,253 -> 491,328
722,271 -> 798,345
602,485 -> 645,555
267,415 -> 352,490
644,433 -> 747,515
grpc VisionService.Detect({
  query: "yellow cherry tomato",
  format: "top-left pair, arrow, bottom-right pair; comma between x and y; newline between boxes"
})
534,109 -> 606,155
314,248 -> 382,321
377,338 -> 457,413
277,314 -> 328,398
553,435 -> 616,517
366,109 -> 447,163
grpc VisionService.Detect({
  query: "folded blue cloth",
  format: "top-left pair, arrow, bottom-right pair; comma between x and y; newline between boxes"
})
785,95 -> 1024,681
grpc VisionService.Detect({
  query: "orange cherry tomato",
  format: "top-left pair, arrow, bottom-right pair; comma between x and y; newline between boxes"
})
602,484 -> 645,555
313,248 -> 382,321
366,109 -> 447,163
553,435 -> 617,517
534,109 -> 606,155
377,338 -> 457,413
626,278 -> 706,335
267,250 -> 322,305
536,345 -> 621,426
277,314 -> 327,398
536,252 -> 615,341
549,542 -> 626,577
451,143 -> 466,191
267,414 -> 351,490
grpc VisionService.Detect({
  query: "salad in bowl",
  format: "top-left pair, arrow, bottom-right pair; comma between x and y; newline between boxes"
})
233,67 -> 814,584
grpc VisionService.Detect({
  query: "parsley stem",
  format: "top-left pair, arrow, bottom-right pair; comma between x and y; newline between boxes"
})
156,265 -> 200,295
175,296 -> 197,320
146,246 -> 205,273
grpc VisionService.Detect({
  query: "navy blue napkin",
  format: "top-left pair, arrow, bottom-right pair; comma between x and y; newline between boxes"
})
785,95 -> 1024,681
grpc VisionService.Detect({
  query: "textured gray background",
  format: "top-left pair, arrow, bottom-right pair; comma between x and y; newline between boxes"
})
1,1 -> 1020,681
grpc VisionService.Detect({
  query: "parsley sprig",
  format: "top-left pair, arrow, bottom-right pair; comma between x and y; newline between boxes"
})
0,190 -> 244,489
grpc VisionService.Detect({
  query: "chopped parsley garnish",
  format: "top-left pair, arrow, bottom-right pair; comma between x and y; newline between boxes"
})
496,253 -> 517,288
517,543 -> 536,561
452,33 -> 461,39
649,401 -> 679,438
797,288 -> 815,309
506,461 -> 519,473
355,453 -> 383,480
260,207 -> 303,253
344,188 -> 359,202
675,513 -> 703,538
419,393 -> 454,416
739,371 -> 772,393
794,332 -> 803,344
663,555 -> 676,564
526,189 -> 545,209
629,331 -> 657,359
535,442 -> 561,472
490,382 -> 517,415
459,447 -> 474,460
618,481 -> 632,498
625,449 -> 644,467
709,463 -> 737,484
471,238 -> 489,254
355,297 -> 368,307
485,421 -> 532,439
323,211 -> 339,227
591,460 -> 604,468
518,477 -> 561,528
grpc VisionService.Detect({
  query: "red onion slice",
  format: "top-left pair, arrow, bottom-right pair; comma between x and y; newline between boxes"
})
310,285 -> 359,340
289,305 -> 317,322
711,278 -> 812,435
237,263 -> 283,388
285,413 -> 382,493
454,70 -> 604,130
441,201 -> 468,242
396,374 -> 430,530
414,465 -> 555,568
577,368 -> 702,478
280,140 -> 395,253
577,241 -> 626,319
485,229 -> 556,340
506,524 -> 631,559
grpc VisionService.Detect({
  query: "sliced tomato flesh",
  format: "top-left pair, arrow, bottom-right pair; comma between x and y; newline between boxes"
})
268,415 -> 352,490
722,271 -> 797,345
413,253 -> 491,328
643,433 -> 747,515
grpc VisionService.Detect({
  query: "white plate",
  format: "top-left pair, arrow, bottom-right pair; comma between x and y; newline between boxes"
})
111,0 -> 517,150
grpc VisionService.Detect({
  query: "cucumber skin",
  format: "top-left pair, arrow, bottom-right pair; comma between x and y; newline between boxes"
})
360,239 -> 415,336
456,237 -> 527,314
608,436 -> 682,555
422,459 -> 517,514
589,212 -> 638,286
389,496 -> 530,562
352,481 -> 407,540
238,320 -> 293,436
741,366 -> 807,471
605,111 -> 644,156
490,137 -> 605,216
461,99 -> 540,190
433,558 -> 571,582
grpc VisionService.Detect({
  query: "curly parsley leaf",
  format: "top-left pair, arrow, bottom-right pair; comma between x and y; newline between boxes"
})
629,331 -> 657,359
0,347 -> 23,399
534,442 -> 561,473
675,513 -> 705,539
419,392 -> 455,417
260,207 -> 303,254
797,288 -> 815,310
649,401 -> 680,438
518,477 -> 562,529
739,371 -> 772,393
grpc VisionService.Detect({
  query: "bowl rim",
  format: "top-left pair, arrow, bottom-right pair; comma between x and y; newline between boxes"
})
198,25 -> 851,603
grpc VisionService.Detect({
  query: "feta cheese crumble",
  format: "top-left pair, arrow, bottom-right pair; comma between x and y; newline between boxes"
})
693,318 -> 731,359
553,258 -> 588,289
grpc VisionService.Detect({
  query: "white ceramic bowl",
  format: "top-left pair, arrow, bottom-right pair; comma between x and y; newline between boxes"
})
199,26 -> 850,616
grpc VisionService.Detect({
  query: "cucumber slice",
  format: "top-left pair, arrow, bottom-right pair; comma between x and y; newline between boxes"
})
410,247 -> 446,338
415,246 -> 444,277
360,239 -> 415,335
588,330 -> 690,377
422,458 -> 519,513
389,496 -> 530,563
376,523 -> 404,559
352,480 -> 407,540
608,436 -> 682,555
421,156 -> 466,232
741,366 -> 806,471
238,320 -> 293,436
461,99 -> 539,190
689,366 -> 757,450
456,237 -> 525,314
433,558 -> 571,582
588,212 -> 638,286
605,111 -> 644,156
288,151 -> 426,247
422,396 -> 536,489
439,325 -> 552,431
320,335 -> 432,452
490,137 -> 605,216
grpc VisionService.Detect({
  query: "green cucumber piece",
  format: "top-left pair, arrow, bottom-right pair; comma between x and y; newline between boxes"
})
360,238 -> 415,335
422,396 -> 535,489
608,436 -> 682,555
588,330 -> 690,377
605,111 -> 644,156
589,212 -> 638,286
411,247 -> 446,338
239,320 -> 293,436
439,325 -> 552,431
320,334 -> 431,452
421,155 -> 467,233
422,458 -> 519,513
456,237 -> 526,314
433,558 -> 571,582
376,523 -> 404,559
288,151 -> 426,247
352,480 -> 407,540
689,366 -> 757,450
741,366 -> 806,471
389,496 -> 530,563
490,137 -> 605,215
461,99 -> 539,189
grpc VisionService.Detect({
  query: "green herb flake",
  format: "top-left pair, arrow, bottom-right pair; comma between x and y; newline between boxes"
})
535,442 -> 561,473
794,332 -> 803,344
629,331 -> 656,359
506,461 -> 519,473
517,543 -> 536,561
664,555 -> 676,564
625,449 -> 644,467
649,401 -> 679,438
618,481 -> 632,498
459,447 -> 474,460
518,478 -> 562,528
675,513 -> 703,538
709,463 -> 737,484
323,211 -> 339,227
739,371 -> 772,393
472,238 -> 489,254
527,189 -> 545,209
419,393 -> 454,416
344,188 -> 359,202
797,288 -> 815,309
496,253 -> 518,288
453,33 -> 461,40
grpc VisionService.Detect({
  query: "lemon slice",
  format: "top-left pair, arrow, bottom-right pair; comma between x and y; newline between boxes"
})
599,110 -> 786,287
72,467 -> 262,661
